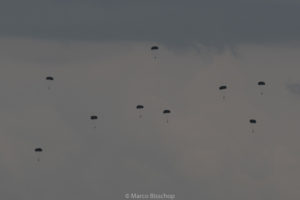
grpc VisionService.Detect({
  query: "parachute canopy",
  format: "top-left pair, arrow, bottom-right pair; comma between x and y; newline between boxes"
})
90,115 -> 98,120
46,76 -> 54,81
136,105 -> 144,109
35,148 -> 43,152
258,81 -> 266,86
219,85 -> 227,90
151,46 -> 159,50
163,109 -> 171,114
249,119 -> 257,124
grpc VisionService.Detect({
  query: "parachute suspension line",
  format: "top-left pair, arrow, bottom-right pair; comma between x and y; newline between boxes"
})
93,119 -> 97,130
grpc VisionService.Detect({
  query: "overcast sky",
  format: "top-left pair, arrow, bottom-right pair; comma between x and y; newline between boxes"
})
1,0 -> 300,48
1,1 -> 300,200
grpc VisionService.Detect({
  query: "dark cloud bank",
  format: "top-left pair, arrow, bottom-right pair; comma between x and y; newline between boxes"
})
1,0 -> 300,48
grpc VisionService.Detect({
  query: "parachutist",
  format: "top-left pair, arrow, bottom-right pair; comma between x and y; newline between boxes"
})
136,105 -> 144,119
219,85 -> 227,100
151,45 -> 159,59
90,115 -> 98,130
249,119 -> 257,133
163,109 -> 171,123
46,76 -> 54,90
35,147 -> 43,162
258,81 -> 266,95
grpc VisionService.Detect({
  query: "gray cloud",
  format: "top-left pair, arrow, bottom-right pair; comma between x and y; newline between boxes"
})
1,0 -> 300,48
287,83 -> 300,95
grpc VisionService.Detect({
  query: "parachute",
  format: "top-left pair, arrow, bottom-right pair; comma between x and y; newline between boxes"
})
163,109 -> 171,114
151,46 -> 159,50
136,105 -> 144,109
46,76 -> 54,81
136,105 -> 144,118
35,148 -> 43,152
34,147 -> 43,162
90,115 -> 98,120
258,81 -> 266,95
219,85 -> 227,100
163,109 -> 171,123
219,85 -> 227,90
